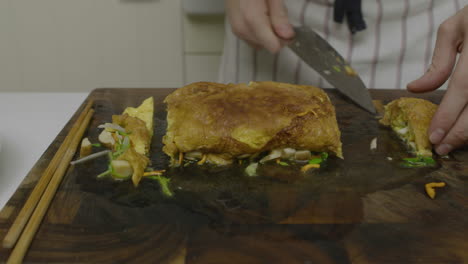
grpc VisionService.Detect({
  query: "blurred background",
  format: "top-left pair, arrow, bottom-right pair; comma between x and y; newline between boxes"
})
0,0 -> 225,92
0,0 -> 225,208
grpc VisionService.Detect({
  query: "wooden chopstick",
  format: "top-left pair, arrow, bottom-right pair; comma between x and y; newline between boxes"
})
2,100 -> 94,249
6,108 -> 95,264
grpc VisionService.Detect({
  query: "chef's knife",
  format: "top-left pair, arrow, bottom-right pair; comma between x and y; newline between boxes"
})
289,26 -> 376,114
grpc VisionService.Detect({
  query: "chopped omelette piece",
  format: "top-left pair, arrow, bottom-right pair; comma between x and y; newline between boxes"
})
117,147 -> 149,187
123,97 -> 154,137
163,81 -> 342,166
112,114 -> 151,156
115,97 -> 153,186
97,96 -> 154,187
380,98 -> 437,157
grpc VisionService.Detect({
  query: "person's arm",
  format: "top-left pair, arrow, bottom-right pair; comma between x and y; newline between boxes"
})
407,6 -> 468,155
226,0 -> 295,53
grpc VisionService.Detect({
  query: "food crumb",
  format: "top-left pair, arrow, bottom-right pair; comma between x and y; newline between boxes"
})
370,137 -> 377,150
372,100 -> 385,117
425,182 -> 446,199
345,65 -> 357,76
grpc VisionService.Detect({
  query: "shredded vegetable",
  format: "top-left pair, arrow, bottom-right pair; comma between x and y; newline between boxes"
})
108,160 -> 131,180
143,170 -> 166,177
96,142 -> 132,180
147,175 -> 173,197
197,154 -> 207,165
112,135 -> 130,159
245,163 -> 259,177
308,158 -> 322,165
178,152 -> 184,166
333,65 -> 342,73
260,149 -> 282,163
98,123 -> 126,133
308,152 -> 329,165
301,163 -> 320,172
401,156 -> 436,168
321,152 -> 329,160
116,130 -> 132,137
111,171 -> 131,180
97,169 -> 111,178
71,150 -> 111,165
425,182 -> 446,199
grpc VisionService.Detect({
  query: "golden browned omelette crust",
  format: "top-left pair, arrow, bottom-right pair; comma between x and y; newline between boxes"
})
112,114 -> 151,186
163,81 -> 342,165
112,114 -> 151,156
380,97 -> 437,156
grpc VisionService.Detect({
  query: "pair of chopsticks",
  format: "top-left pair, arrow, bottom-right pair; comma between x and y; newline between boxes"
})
3,100 -> 95,264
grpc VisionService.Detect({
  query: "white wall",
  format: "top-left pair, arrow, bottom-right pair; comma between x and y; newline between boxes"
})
183,15 -> 224,84
0,0 -> 225,92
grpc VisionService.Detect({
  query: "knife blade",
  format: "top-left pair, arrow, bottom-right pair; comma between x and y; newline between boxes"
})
289,26 -> 376,114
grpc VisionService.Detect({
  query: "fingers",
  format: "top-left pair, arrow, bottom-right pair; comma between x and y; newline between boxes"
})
226,0 -> 287,53
429,83 -> 467,145
226,0 -> 260,47
429,46 -> 468,149
407,19 -> 461,93
268,0 -> 295,40
434,105 -> 468,155
242,1 -> 281,53
407,7 -> 468,154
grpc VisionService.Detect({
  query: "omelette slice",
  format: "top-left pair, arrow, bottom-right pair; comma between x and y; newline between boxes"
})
123,97 -> 154,137
116,147 -> 149,187
98,96 -> 154,186
380,97 -> 437,157
163,81 -> 342,167
112,114 -> 151,156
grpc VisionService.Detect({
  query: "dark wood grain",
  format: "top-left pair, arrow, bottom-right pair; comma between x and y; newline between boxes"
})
0,88 -> 467,264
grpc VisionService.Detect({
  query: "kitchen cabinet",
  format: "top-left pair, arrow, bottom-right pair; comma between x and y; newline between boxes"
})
0,0 -> 184,92
183,15 -> 225,84
0,0 -> 227,90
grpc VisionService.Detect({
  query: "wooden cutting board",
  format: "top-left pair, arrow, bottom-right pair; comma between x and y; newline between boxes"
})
0,88 -> 467,264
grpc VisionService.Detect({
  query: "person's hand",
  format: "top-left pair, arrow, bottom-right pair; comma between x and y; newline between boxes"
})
226,0 -> 295,53
407,6 -> 468,155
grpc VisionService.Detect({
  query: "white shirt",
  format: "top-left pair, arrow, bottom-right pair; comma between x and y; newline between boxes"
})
219,0 -> 465,89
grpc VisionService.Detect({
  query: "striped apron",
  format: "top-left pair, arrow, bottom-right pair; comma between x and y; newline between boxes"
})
219,0 -> 466,89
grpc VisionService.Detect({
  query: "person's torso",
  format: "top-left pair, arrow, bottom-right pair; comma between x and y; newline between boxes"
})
219,0 -> 466,89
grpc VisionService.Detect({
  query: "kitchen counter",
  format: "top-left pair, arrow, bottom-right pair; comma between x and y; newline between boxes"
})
0,92 -> 88,210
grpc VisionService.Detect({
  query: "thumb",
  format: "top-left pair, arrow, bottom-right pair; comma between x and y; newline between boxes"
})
268,0 -> 295,40
407,21 -> 459,93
